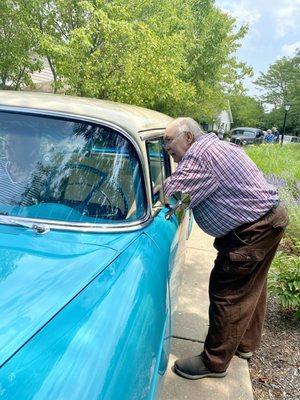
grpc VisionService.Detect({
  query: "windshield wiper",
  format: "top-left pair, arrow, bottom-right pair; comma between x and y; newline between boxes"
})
0,215 -> 50,234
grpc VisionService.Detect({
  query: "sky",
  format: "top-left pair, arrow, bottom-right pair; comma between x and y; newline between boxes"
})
215,0 -> 300,98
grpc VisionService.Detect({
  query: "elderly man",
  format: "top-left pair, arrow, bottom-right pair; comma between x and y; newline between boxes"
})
163,117 -> 288,379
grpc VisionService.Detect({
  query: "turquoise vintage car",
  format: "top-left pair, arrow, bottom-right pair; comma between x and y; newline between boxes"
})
0,92 -> 191,400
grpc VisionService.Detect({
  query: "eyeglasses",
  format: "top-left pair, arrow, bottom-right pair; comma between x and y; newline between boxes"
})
163,131 -> 189,148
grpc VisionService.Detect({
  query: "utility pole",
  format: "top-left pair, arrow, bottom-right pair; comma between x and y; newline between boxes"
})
280,101 -> 292,146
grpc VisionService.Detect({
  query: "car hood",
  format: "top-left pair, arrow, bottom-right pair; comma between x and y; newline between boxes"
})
0,224 -> 140,367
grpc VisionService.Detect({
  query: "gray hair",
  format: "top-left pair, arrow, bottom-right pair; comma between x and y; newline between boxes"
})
172,117 -> 204,139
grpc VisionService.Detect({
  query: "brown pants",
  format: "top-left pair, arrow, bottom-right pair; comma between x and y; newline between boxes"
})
202,203 -> 289,372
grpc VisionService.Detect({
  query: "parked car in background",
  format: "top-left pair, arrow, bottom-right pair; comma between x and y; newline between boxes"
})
230,127 -> 264,146
0,92 -> 192,400
280,135 -> 300,144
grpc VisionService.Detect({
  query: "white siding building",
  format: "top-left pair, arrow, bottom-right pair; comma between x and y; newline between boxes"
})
210,102 -> 233,133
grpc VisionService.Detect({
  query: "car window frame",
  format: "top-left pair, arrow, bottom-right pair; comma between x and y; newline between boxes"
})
0,107 -> 152,233
145,137 -> 171,206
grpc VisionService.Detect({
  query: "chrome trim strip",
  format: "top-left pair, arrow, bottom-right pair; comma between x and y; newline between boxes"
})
0,215 -> 152,233
0,106 -> 154,232
152,204 -> 164,218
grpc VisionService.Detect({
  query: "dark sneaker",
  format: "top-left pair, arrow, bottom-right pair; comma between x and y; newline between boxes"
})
235,350 -> 253,360
174,355 -> 227,380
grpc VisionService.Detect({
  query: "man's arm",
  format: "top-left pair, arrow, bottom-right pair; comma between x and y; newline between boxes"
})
163,153 -> 219,208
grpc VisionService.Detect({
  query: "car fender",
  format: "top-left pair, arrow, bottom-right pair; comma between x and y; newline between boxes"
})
0,233 -> 171,400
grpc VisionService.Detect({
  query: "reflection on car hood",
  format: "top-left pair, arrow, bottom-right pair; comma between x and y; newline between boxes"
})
0,224 -> 140,367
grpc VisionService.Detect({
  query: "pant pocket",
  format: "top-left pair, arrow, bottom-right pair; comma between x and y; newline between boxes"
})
224,248 -> 265,276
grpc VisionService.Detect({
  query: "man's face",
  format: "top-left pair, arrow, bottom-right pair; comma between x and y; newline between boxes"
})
163,124 -> 191,163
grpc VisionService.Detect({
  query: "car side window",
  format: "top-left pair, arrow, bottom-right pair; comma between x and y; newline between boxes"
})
234,130 -> 244,135
146,138 -> 170,203
0,111 -> 147,223
243,131 -> 256,138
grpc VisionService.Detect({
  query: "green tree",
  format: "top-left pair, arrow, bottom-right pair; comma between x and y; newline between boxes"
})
2,0 -> 251,120
229,94 -> 265,128
22,0 -> 194,111
183,0 -> 252,121
0,0 -> 42,89
255,52 -> 300,134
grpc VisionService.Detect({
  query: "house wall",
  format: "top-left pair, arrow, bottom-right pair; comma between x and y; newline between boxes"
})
206,110 -> 233,133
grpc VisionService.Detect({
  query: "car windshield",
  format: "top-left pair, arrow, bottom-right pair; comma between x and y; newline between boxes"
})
0,112 -> 146,225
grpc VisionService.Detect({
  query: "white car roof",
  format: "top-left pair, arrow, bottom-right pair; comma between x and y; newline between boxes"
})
0,91 -> 173,139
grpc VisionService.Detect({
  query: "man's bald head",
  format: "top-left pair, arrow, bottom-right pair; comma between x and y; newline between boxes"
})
167,117 -> 204,139
164,117 -> 204,163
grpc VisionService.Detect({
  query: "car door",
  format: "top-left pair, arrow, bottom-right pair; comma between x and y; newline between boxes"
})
142,135 -> 190,396
145,136 -> 190,323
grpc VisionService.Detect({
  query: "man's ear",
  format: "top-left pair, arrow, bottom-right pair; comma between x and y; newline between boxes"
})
186,131 -> 194,145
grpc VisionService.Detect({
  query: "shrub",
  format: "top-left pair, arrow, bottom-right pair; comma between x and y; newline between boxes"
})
268,248 -> 300,319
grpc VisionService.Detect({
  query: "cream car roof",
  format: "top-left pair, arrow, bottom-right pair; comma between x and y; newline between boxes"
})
0,91 -> 173,140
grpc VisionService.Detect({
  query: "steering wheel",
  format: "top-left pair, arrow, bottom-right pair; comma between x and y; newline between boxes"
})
46,163 -> 129,219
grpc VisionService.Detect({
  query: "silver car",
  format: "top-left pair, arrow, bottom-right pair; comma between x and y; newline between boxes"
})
230,127 -> 264,146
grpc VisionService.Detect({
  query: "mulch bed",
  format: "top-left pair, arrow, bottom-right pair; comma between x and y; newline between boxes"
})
249,295 -> 300,400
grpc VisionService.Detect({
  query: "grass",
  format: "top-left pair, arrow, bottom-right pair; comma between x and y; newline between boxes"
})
246,143 -> 300,318
246,143 -> 300,240
245,144 -> 300,181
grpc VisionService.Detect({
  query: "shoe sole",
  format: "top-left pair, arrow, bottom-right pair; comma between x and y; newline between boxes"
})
174,364 -> 227,380
235,351 -> 253,360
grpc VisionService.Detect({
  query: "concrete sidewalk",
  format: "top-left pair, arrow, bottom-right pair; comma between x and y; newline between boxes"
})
161,225 -> 254,400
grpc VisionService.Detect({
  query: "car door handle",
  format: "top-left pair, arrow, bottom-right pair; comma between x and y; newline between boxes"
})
165,200 -> 183,220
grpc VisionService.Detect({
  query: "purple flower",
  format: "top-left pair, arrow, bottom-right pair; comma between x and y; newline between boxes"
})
265,174 -> 287,189
265,174 -> 300,206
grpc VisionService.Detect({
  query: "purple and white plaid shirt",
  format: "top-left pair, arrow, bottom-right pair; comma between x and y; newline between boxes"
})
164,133 -> 278,237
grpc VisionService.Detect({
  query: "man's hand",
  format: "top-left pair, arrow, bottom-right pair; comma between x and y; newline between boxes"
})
153,183 -> 162,195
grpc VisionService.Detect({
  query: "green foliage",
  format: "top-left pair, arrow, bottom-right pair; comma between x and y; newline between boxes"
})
246,144 -> 300,319
255,52 -> 300,135
0,0 -> 251,120
259,106 -> 285,131
246,144 -> 300,239
0,0 -> 42,89
268,250 -> 300,319
182,0 -> 252,120
255,52 -> 299,107
280,188 -> 300,241
229,94 -> 265,128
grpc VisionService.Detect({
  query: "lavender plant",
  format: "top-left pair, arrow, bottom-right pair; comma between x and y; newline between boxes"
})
246,144 -> 300,318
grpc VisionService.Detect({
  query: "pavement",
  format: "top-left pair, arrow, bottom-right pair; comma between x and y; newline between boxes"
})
161,225 -> 254,400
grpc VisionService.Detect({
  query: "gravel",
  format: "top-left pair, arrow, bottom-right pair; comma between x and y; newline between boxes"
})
249,295 -> 300,400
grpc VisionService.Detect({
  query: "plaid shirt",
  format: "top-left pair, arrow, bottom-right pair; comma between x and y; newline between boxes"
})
163,133 -> 278,237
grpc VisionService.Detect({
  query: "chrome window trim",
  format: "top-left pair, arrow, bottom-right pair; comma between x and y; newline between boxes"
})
0,106 -> 153,233
144,134 -> 172,215
0,215 -> 152,233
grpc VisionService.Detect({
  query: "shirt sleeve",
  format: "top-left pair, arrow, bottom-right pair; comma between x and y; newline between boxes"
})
163,152 -> 219,208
